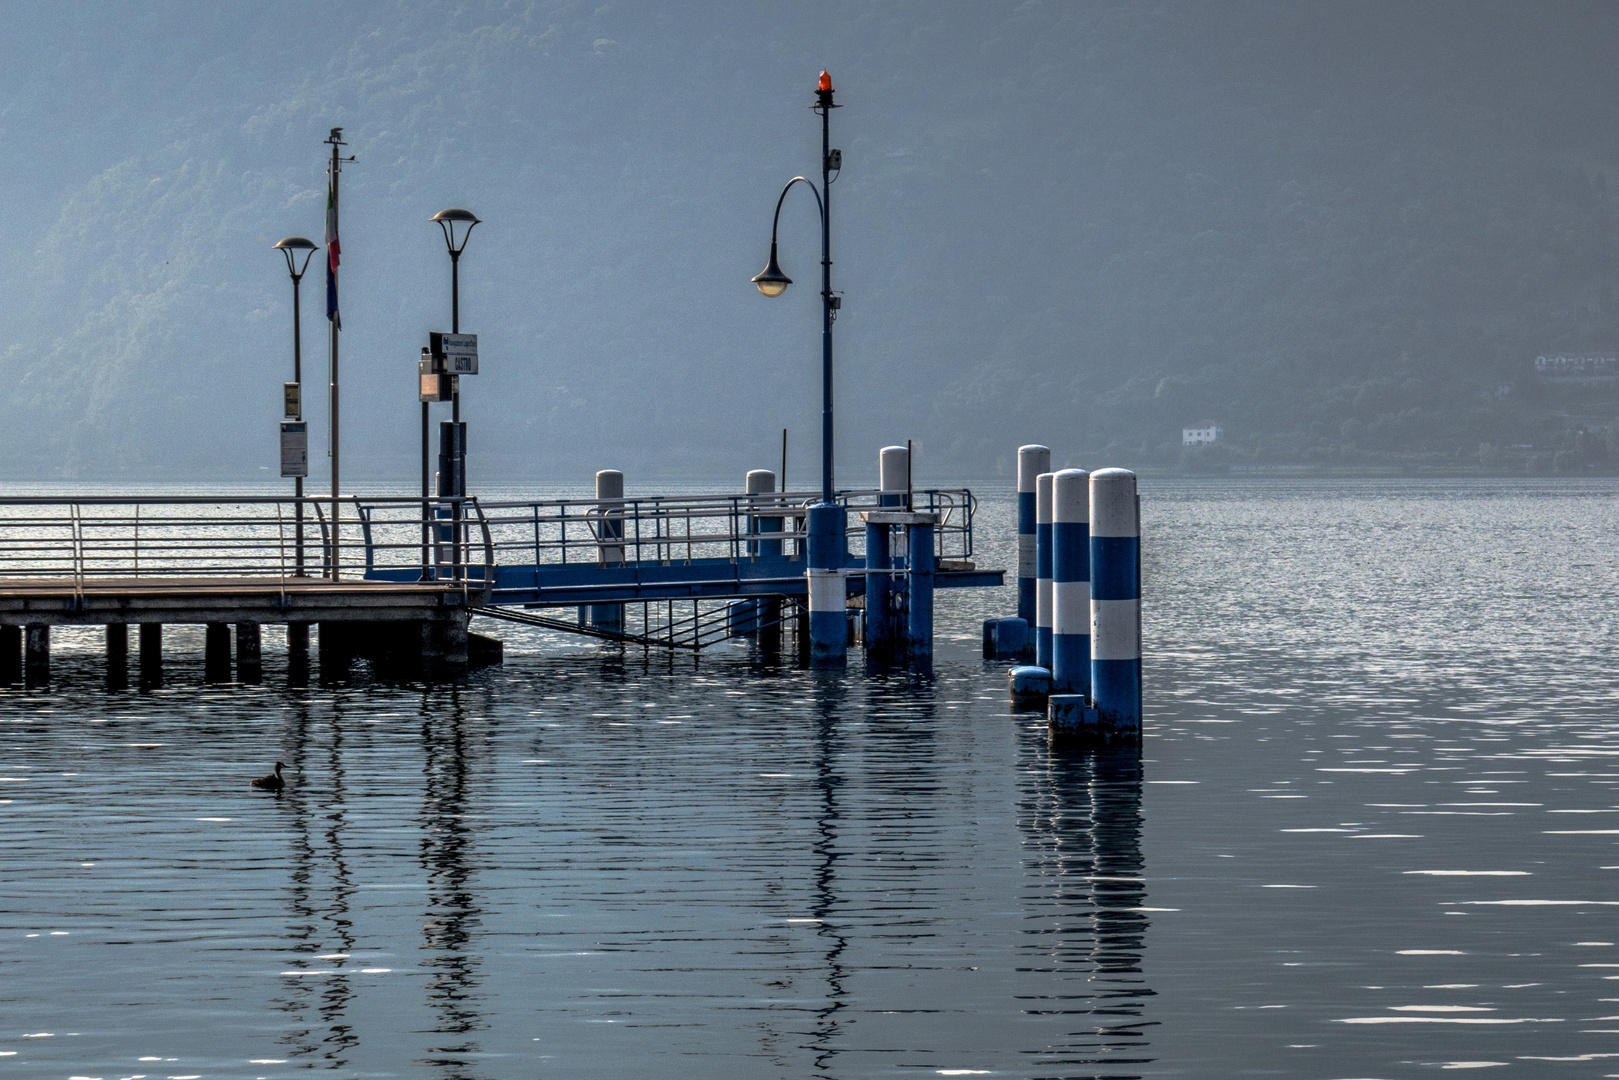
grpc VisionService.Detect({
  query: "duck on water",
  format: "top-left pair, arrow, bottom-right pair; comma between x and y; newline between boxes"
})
250,762 -> 287,791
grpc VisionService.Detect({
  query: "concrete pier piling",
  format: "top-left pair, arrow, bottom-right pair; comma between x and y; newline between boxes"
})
24,624 -> 48,687
1016,444 -> 1049,626
1051,468 -> 1091,696
106,624 -> 128,690
589,469 -> 626,634
204,622 -> 232,683
139,624 -> 163,688
806,501 -> 848,661
1035,471 -> 1055,669
286,622 -> 310,685
236,622 -> 263,684
1090,468 -> 1142,743
0,625 -> 19,685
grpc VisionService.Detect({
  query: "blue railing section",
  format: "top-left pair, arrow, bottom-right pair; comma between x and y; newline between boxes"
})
355,487 -> 985,607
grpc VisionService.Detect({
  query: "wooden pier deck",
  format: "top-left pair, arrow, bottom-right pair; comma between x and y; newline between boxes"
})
0,575 -> 468,626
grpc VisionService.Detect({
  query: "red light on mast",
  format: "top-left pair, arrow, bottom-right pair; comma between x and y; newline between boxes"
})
818,71 -> 832,92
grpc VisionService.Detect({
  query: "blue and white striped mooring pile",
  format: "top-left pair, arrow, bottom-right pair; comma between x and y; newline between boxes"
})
993,447 -> 1141,747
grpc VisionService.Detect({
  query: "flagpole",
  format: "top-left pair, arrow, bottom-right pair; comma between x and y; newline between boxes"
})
324,128 -> 351,579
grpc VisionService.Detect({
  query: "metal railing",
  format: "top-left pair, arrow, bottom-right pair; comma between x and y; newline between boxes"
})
0,487 -> 975,590
0,496 -> 491,589
443,487 -> 976,573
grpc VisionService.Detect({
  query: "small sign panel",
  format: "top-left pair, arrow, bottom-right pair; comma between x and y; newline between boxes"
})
280,421 -> 308,478
430,331 -> 479,375
283,382 -> 301,418
419,357 -> 455,402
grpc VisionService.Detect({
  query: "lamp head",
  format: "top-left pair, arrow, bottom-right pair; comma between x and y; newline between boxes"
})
751,241 -> 792,297
273,236 -> 318,277
431,208 -> 481,255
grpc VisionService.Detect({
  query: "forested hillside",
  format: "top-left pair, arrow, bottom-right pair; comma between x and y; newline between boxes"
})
0,1 -> 1615,482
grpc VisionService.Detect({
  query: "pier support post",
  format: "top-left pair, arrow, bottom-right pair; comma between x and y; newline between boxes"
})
1051,469 -> 1091,696
318,622 -> 352,682
864,518 -> 893,659
236,622 -> 262,684
806,502 -> 848,661
106,624 -> 128,690
1091,468 -> 1142,744
1016,444 -> 1050,627
590,469 -> 625,634
286,622 -> 310,686
0,625 -> 20,686
746,469 -> 784,651
139,624 -> 163,688
906,519 -> 934,664
204,622 -> 232,683
1035,471 -> 1055,668
423,614 -> 470,678
24,624 -> 48,687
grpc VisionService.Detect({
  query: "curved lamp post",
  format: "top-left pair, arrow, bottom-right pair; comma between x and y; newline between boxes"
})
753,71 -> 845,659
273,236 -> 317,575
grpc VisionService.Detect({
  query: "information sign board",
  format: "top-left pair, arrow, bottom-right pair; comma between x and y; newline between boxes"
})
283,382 -> 301,418
429,331 -> 478,375
280,421 -> 308,478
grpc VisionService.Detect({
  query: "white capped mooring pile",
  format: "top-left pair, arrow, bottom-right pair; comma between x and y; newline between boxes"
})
991,448 -> 1141,747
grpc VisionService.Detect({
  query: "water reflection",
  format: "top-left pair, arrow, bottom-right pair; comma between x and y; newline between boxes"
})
1020,745 -> 1154,1076
808,671 -> 850,1077
417,688 -> 488,1077
273,699 -> 358,1067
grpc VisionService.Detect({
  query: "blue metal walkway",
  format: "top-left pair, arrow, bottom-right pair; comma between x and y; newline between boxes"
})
357,486 -> 1001,608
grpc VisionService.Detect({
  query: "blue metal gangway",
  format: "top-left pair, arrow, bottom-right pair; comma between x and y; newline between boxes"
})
355,486 -> 1001,609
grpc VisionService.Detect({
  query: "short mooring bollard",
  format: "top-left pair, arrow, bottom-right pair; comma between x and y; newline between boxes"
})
987,617 -> 1029,660
1008,664 -> 1051,709
1091,468 -> 1142,743
1051,468 -> 1091,696
806,502 -> 848,661
1047,693 -> 1099,740
1035,471 -> 1055,668
1016,444 -> 1049,625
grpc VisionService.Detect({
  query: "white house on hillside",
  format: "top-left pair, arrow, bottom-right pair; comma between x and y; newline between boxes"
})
1182,424 -> 1223,446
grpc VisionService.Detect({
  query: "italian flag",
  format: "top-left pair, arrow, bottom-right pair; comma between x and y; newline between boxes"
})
325,181 -> 341,329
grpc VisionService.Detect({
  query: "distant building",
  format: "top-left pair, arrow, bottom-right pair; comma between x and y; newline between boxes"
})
1182,424 -> 1222,446
1533,354 -> 1618,383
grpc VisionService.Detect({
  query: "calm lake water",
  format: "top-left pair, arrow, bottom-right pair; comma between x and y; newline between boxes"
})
2,479 -> 1617,1079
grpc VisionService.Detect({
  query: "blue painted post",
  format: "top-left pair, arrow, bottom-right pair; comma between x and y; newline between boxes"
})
1091,468 -> 1141,743
1051,468 -> 1091,696
590,469 -> 625,633
806,502 -> 847,660
1016,444 -> 1049,625
1035,471 -> 1054,668
906,519 -> 934,663
879,444 -> 909,507
864,516 -> 892,657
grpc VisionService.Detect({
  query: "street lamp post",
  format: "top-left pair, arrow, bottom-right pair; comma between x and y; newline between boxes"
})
430,208 -> 479,576
273,236 -> 317,576
752,71 -> 846,660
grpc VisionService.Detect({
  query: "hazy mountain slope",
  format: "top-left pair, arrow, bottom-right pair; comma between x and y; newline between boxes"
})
0,1 -> 1613,483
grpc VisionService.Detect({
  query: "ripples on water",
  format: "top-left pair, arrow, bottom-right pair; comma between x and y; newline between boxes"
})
1,479 -> 1616,1078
